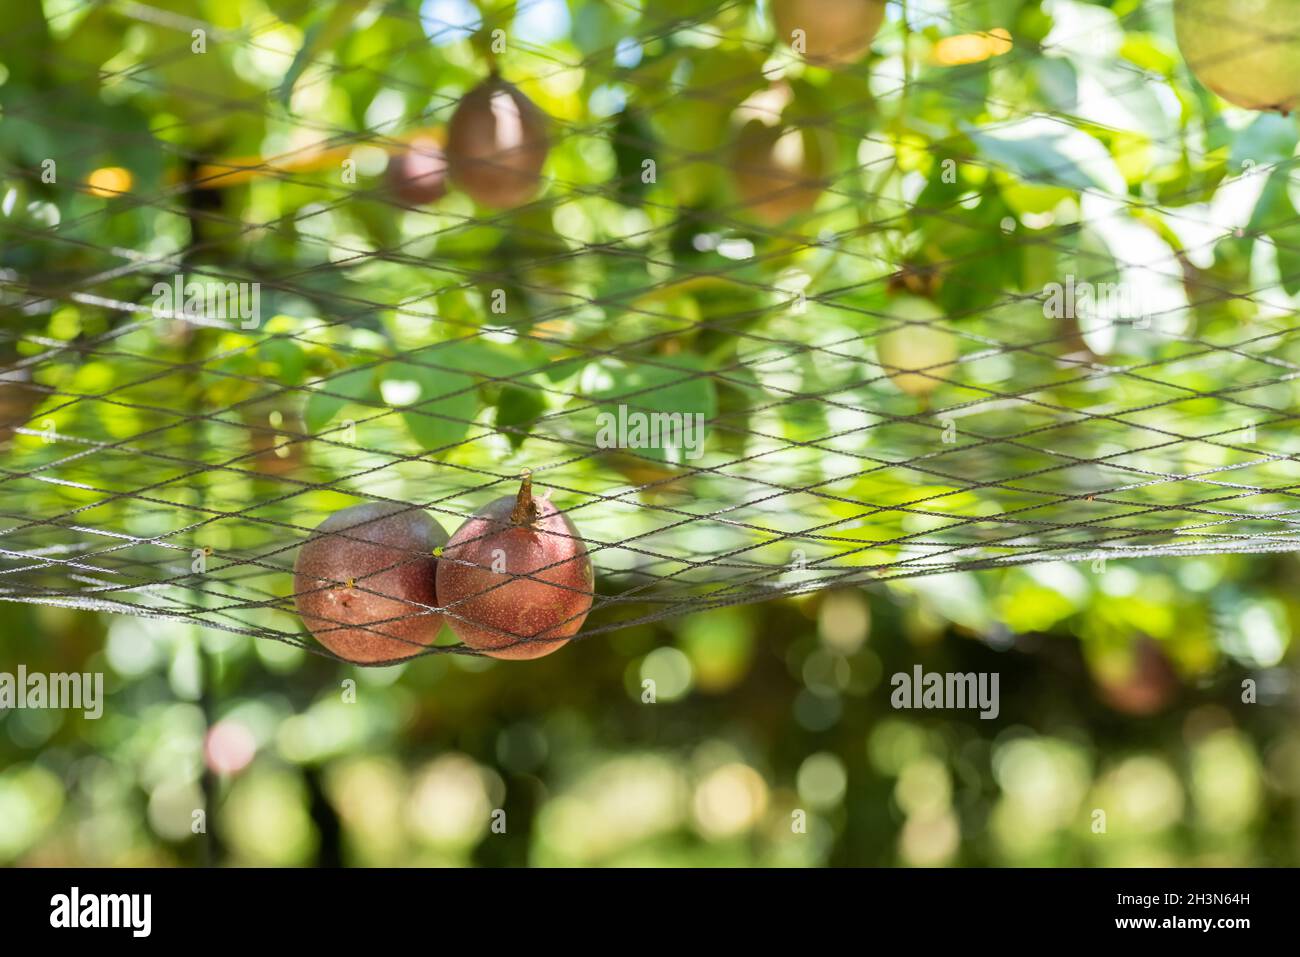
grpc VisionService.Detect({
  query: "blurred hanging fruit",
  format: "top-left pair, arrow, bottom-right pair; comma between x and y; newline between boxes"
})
446,76 -> 550,208
1094,636 -> 1180,716
437,473 -> 594,660
243,404 -> 306,477
731,119 -> 827,226
1174,0 -> 1300,112
875,296 -> 958,396
293,502 -> 448,664
0,365 -> 40,446
386,136 -> 448,205
611,106 -> 656,206
605,451 -> 695,503
772,0 -> 887,66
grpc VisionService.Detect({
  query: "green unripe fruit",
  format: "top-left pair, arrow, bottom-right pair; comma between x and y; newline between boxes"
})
1174,0 -> 1300,112
875,296 -> 958,397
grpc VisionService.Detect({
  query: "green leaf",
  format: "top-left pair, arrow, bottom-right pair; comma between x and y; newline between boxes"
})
278,0 -> 369,108
583,354 -> 716,464
966,116 -> 1126,195
646,48 -> 766,205
449,338 -> 548,381
571,2 -> 628,56
0,0 -> 49,83
304,367 -> 376,434
1072,60 -> 1176,142
495,385 -> 548,450
612,107 -> 656,206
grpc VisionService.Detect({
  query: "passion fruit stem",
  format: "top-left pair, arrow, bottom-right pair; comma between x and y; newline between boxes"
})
510,469 -> 540,526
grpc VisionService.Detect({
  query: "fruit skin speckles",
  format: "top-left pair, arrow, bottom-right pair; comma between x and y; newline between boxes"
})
1174,0 -> 1300,113
293,502 -> 448,665
436,476 -> 594,660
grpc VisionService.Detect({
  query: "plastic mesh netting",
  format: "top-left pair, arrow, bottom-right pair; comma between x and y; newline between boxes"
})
2,0 -> 1300,657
